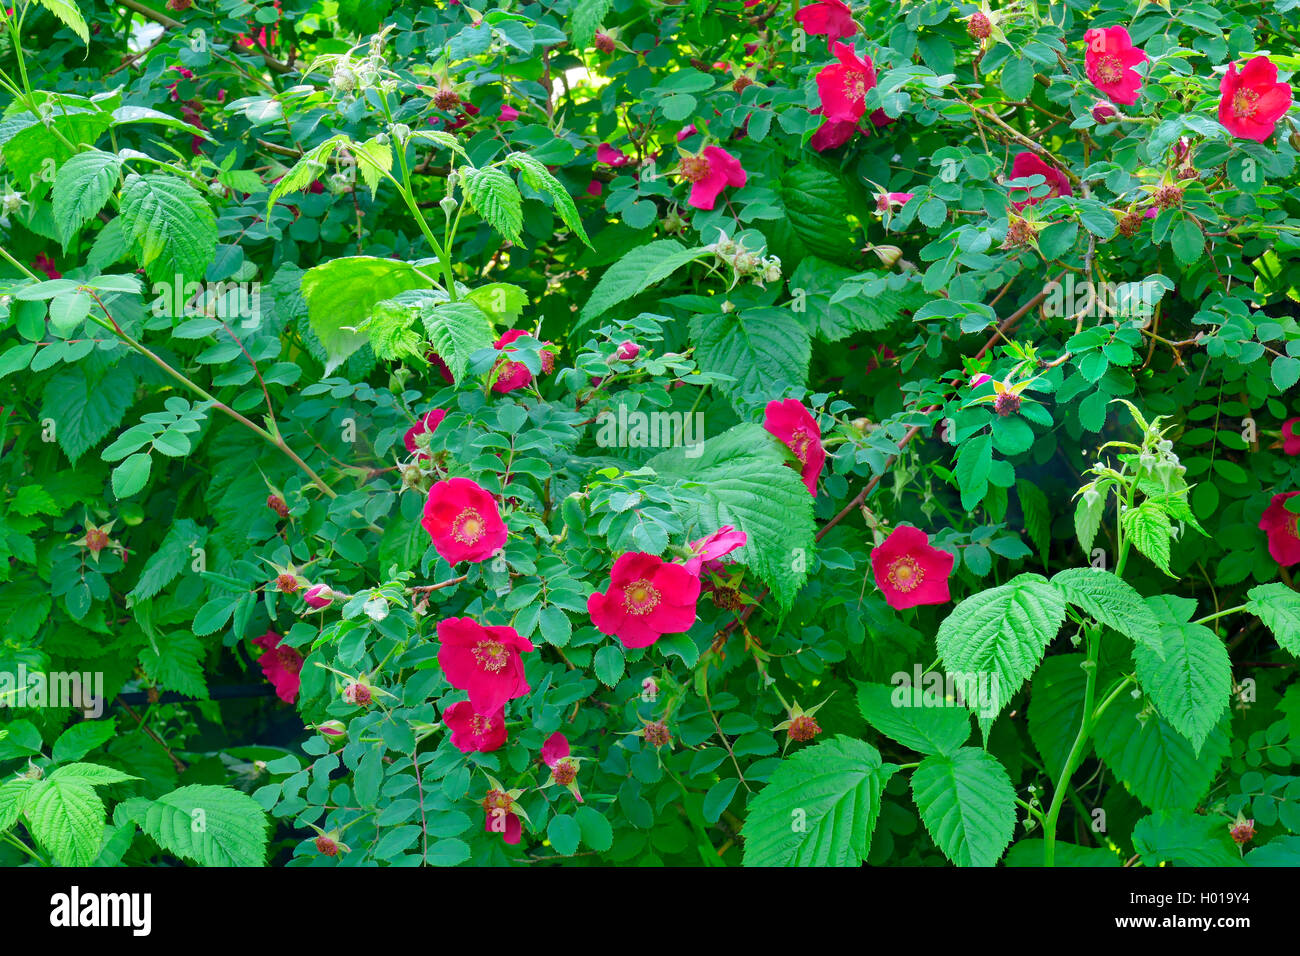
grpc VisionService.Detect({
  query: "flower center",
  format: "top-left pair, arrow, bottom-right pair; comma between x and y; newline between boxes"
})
471,713 -> 493,735
887,555 -> 924,592
624,579 -> 661,615
788,429 -> 812,463
553,759 -> 578,785
1233,88 -> 1259,119
473,640 -> 508,673
843,69 -> 869,102
1287,514 -> 1300,541
1096,55 -> 1124,85
482,788 -> 513,812
679,154 -> 711,183
452,507 -> 485,544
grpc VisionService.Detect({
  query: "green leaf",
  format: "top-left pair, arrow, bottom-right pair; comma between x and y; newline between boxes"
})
111,452 -> 151,499
41,364 -> 135,463
1247,583 -> 1300,656
1093,692 -> 1229,810
570,0 -> 613,47
1017,479 -> 1051,565
1169,219 -> 1204,265
546,813 -> 582,856
575,804 -> 613,851
505,152 -> 591,246
52,721 -> 117,764
1133,615 -> 1231,754
25,778 -> 105,866
1121,501 -> 1173,576
854,680 -> 971,755
419,300 -> 497,384
119,173 -> 218,285
1074,487 -> 1106,554
267,135 -> 346,209
763,162 -> 854,264
138,633 -> 209,699
1133,810 -> 1243,867
142,784 -> 269,866
351,135 -> 392,198
52,149 -> 122,244
131,519 -> 205,601
650,423 -> 815,611
462,166 -> 523,244
1004,838 -> 1120,866
593,644 -> 624,686
690,306 -> 810,412
0,779 -> 34,833
1050,567 -> 1162,652
300,257 -> 431,373
578,239 -> 712,329
702,778 -> 741,823
935,573 -> 1066,719
911,748 -> 1016,867
954,432 -> 993,511
742,736 -> 894,866
37,0 -> 89,43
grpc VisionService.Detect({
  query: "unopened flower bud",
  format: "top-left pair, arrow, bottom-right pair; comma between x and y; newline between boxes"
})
615,340 -> 640,361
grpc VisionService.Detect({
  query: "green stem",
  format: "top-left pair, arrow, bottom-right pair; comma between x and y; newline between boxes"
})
1193,604 -> 1248,626
1042,627 -> 1099,866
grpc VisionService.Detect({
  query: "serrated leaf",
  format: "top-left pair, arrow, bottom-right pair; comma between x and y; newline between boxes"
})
119,174 -> 218,285
1133,810 -> 1243,867
111,452 -> 151,499
1017,479 -> 1051,566
1121,501 -> 1173,576
420,300 -> 496,383
1050,567 -> 1162,653
1093,692 -> 1229,810
911,748 -> 1016,867
650,423 -> 815,611
142,784 -> 269,866
52,150 -> 122,244
505,151 -> 591,246
1133,617 -> 1230,754
855,680 -> 971,755
37,0 -> 89,43
1074,487 -> 1106,554
138,633 -> 209,699
462,166 -> 523,244
570,0 -> 612,47
1247,583 -> 1300,657
742,736 -> 894,866
690,306 -> 810,411
40,364 -> 135,464
25,778 -> 105,866
935,573 -> 1066,719
300,257 -> 432,373
131,519 -> 206,601
578,239 -> 712,329
52,722 -> 118,765
352,135 -> 393,198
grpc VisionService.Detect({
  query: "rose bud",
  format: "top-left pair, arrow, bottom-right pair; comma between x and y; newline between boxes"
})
303,584 -> 334,609
615,341 -> 640,361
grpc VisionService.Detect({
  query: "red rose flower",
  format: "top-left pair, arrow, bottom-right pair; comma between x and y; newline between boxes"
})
809,107 -> 860,151
542,731 -> 583,802
425,349 -> 455,383
482,786 -> 523,844
1083,26 -> 1147,106
677,145 -> 747,211
1218,57 -> 1293,143
1008,152 -> 1074,211
33,253 -> 61,280
815,41 -> 877,124
444,701 -> 508,753
870,526 -> 955,610
422,477 -> 508,564
437,617 -> 534,713
1283,418 -> 1300,455
588,552 -> 701,648
763,399 -> 826,497
491,328 -> 554,393
404,409 -> 446,459
683,525 -> 748,576
1259,491 -> 1300,566
253,629 -> 302,703
795,0 -> 856,45
597,143 -> 632,167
